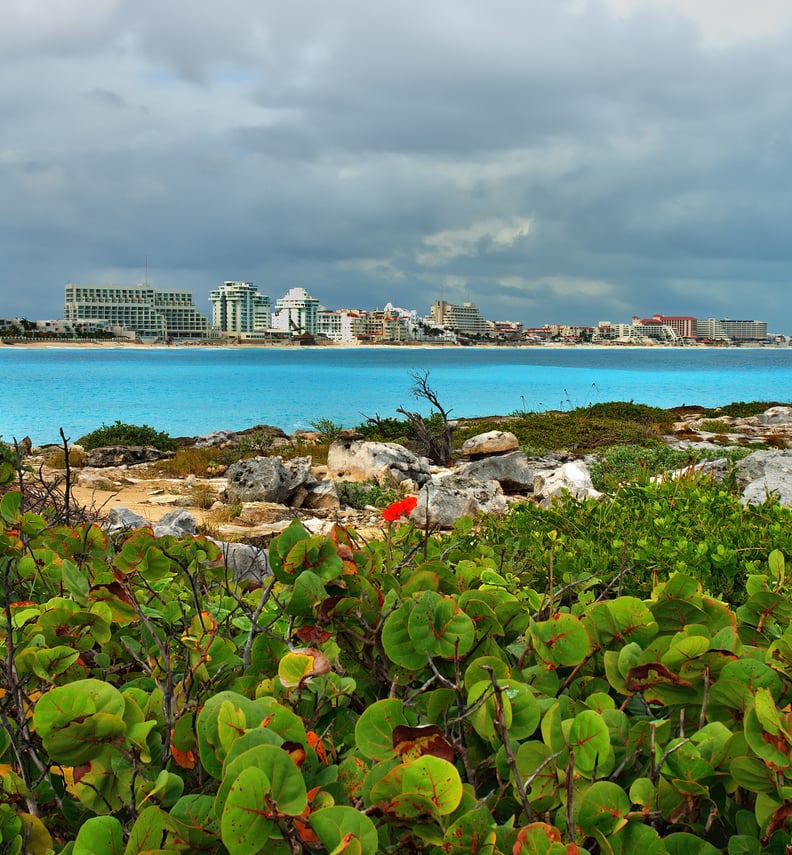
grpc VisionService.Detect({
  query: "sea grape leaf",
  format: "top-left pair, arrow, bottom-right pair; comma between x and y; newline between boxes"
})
441,804 -> 497,855
729,757 -> 778,794
381,602 -> 427,670
73,815 -> 124,855
310,806 -> 379,855
530,612 -> 591,667
278,648 -> 331,688
195,691 -> 267,779
392,725 -> 455,762
220,767 -> 276,854
664,832 -> 722,855
608,822 -> 667,855
286,570 -> 327,616
354,698 -> 408,761
576,781 -> 630,836
124,806 -> 173,855
515,741 -> 559,812
407,591 -> 476,659
568,710 -> 610,776
169,794 -> 220,849
464,656 -> 511,691
401,756 -> 463,816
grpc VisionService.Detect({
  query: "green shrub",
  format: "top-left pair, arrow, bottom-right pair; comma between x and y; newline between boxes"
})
701,400 -> 785,418
588,443 -> 751,492
78,420 -> 177,451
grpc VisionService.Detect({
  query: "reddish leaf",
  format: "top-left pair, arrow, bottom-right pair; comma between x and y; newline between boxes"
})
392,725 -> 455,762
625,662 -> 693,692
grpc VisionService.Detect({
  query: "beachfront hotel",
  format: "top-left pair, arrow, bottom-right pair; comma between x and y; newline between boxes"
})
64,284 -> 211,342
208,281 -> 271,335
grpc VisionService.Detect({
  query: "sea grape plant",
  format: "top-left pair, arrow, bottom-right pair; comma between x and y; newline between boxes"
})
4,461 -> 792,852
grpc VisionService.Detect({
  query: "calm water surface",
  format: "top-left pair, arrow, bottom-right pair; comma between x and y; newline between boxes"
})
2,345 -> 791,444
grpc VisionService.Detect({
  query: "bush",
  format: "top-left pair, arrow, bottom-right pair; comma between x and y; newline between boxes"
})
78,420 -> 177,452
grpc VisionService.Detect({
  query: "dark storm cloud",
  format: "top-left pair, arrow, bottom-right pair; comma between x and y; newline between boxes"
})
2,0 -> 792,331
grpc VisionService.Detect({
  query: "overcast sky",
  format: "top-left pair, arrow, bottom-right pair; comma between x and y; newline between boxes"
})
3,0 -> 792,332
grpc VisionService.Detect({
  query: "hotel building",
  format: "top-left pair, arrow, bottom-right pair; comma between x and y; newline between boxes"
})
209,281 -> 271,335
64,284 -> 211,341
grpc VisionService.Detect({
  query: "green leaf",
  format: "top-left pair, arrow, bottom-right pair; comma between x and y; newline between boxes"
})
310,806 -> 379,855
576,781 -> 630,836
354,699 -> 407,761
608,823 -> 667,855
381,602 -> 428,670
401,756 -> 463,816
62,558 -> 91,600
220,767 -> 276,854
169,795 -> 220,849
408,591 -> 476,659
0,490 -> 22,524
442,805 -> 497,855
530,612 -> 591,667
664,832 -> 722,855
124,806 -> 172,855
73,816 -> 124,855
568,710 -> 611,776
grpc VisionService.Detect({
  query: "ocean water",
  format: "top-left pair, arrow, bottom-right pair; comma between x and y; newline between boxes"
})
1,345 -> 791,445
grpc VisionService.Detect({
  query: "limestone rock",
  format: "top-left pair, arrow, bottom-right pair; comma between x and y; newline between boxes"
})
461,430 -> 519,458
104,506 -> 149,533
533,460 -> 603,507
84,446 -> 170,467
238,502 -> 297,525
735,449 -> 792,506
212,541 -> 270,587
192,430 -> 240,448
757,406 -> 792,426
411,476 -> 507,528
304,480 -> 340,510
225,455 -> 317,504
456,451 -> 535,492
154,509 -> 198,538
327,439 -> 431,486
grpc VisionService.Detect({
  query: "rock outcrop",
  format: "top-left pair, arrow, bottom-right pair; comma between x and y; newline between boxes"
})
411,476 -> 507,528
456,450 -> 535,492
460,430 -> 519,458
533,460 -> 603,507
84,446 -> 171,467
225,455 -> 317,504
327,439 -> 431,486
735,449 -> 792,506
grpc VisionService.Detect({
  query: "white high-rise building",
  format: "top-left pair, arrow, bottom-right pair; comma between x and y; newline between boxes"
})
272,287 -> 320,336
64,284 -> 210,341
209,281 -> 271,335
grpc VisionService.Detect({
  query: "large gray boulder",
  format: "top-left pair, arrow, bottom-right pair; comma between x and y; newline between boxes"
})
327,440 -> 431,486
735,449 -> 792,506
757,406 -> 792,426
104,506 -> 149,533
533,460 -> 603,507
456,451 -> 535,492
211,541 -> 270,587
411,476 -> 507,528
461,430 -> 519,458
225,456 -> 317,504
154,509 -> 198,538
84,446 -> 169,467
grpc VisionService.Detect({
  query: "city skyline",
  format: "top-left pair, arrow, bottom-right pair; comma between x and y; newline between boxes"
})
3,2 -> 792,328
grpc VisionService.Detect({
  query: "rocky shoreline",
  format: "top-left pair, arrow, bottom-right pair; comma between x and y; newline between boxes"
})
30,405 -> 790,543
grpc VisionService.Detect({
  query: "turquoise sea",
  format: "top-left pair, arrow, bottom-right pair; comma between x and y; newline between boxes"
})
1,345 -> 791,445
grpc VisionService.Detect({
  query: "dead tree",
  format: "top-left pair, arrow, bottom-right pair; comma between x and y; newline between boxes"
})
397,370 -> 454,466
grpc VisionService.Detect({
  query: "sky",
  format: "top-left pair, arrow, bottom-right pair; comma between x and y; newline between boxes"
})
3,0 -> 792,333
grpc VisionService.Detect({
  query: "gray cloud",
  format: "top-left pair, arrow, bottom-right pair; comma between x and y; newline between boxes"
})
2,0 -> 792,331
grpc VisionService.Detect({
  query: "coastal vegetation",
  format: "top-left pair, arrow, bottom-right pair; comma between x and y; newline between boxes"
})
3,402 -> 792,853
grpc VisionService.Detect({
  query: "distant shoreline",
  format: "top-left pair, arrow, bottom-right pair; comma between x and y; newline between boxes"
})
0,338 -> 785,352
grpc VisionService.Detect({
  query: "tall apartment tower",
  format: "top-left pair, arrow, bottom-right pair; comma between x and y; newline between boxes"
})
208,281 -> 271,334
430,300 -> 490,336
64,284 -> 210,341
272,287 -> 320,335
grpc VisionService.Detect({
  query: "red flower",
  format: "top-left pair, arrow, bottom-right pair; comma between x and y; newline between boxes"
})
381,495 -> 418,522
